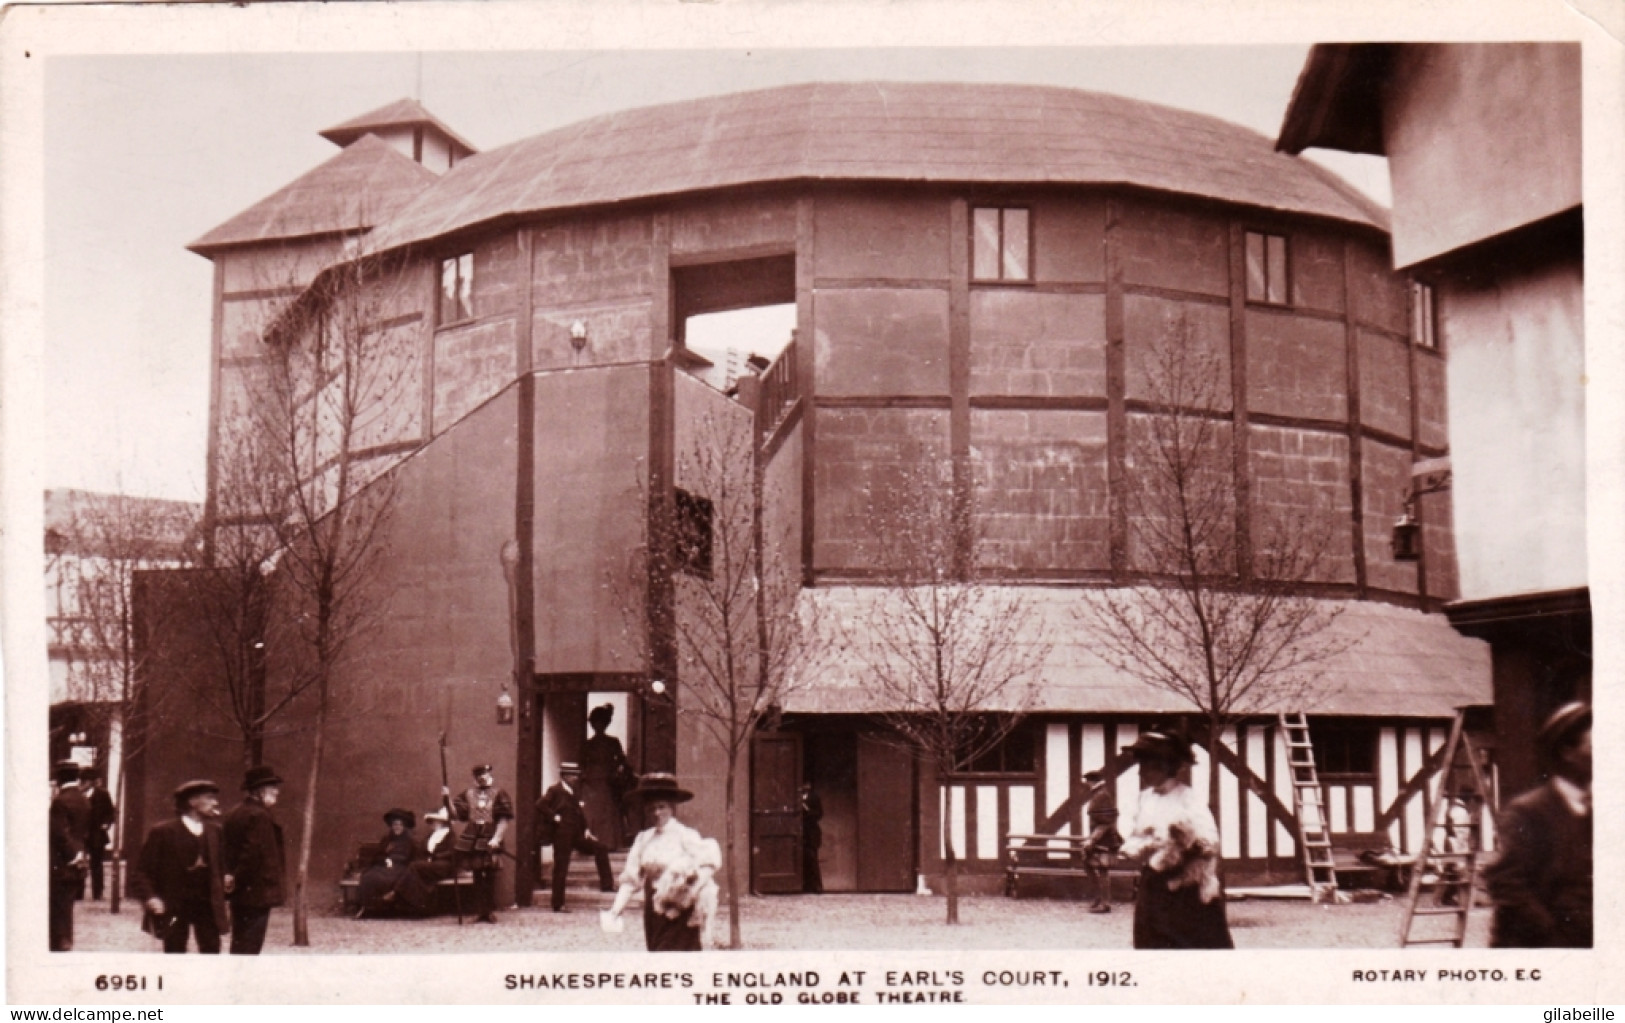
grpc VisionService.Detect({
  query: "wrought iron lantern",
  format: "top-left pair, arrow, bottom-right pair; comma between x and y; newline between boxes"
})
496,684 -> 515,726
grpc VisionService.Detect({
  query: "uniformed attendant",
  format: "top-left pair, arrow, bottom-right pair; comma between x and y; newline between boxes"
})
132,780 -> 230,954
49,761 -> 91,951
450,763 -> 513,923
221,765 -> 285,954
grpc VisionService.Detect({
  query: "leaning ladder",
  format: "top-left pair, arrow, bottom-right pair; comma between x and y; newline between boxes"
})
1279,712 -> 1338,899
1399,706 -> 1496,948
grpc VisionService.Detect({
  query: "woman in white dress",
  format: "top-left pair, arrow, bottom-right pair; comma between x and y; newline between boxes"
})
605,773 -> 721,951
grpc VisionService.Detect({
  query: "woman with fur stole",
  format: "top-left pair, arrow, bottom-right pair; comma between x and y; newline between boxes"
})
605,773 -> 721,951
1119,732 -> 1233,949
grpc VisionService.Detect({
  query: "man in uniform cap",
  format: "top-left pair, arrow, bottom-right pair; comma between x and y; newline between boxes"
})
450,763 -> 513,923
131,779 -> 229,953
222,765 -> 286,954
48,761 -> 91,950
1484,701 -> 1592,947
538,762 -> 615,912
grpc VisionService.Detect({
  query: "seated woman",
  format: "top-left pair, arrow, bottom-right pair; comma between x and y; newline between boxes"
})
355,808 -> 421,918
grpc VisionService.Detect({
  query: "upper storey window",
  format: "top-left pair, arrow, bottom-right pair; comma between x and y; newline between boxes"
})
972,207 -> 1031,282
1245,230 -> 1289,305
438,252 -> 474,325
1411,282 -> 1438,349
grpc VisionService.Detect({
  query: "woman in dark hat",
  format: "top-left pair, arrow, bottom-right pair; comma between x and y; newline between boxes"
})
604,773 -> 721,951
580,703 -> 633,850
356,808 -> 422,917
1118,732 -> 1233,949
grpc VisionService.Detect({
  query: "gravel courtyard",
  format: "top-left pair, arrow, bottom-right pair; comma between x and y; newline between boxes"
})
67,890 -> 1491,954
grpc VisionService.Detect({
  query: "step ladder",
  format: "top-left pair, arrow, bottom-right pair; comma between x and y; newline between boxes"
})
1399,706 -> 1496,947
1279,712 -> 1338,900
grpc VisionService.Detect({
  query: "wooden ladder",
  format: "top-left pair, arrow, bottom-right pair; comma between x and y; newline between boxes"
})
1399,706 -> 1496,948
1279,712 -> 1338,900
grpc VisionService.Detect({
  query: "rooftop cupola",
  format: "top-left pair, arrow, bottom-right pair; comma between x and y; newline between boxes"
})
318,98 -> 477,173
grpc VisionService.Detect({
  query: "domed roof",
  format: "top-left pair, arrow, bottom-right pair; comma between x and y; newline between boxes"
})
367,81 -> 1387,254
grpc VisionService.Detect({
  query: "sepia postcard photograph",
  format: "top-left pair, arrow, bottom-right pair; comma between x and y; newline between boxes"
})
3,0 -> 1620,1008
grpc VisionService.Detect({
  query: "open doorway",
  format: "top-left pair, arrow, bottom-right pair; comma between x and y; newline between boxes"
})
672,254 -> 796,392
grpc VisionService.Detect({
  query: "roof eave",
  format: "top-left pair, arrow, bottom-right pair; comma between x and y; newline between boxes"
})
1277,44 -> 1393,157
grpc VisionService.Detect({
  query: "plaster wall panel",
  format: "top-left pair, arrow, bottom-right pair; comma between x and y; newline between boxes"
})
353,317 -> 427,449
813,288 -> 950,397
762,419 -> 805,584
671,195 -> 797,257
531,365 -> 653,674
532,301 -> 655,372
1384,44 -> 1580,268
1347,240 -> 1409,336
1030,196 -> 1106,283
469,231 -> 526,321
1123,412 -> 1235,575
1291,230 -> 1346,314
813,193 -> 951,280
1248,424 -> 1356,584
1357,329 -> 1413,439
1362,437 -> 1423,595
1116,200 -> 1229,298
532,213 -> 657,310
969,290 -> 1107,397
1124,295 -> 1232,410
970,408 -> 1110,572
221,295 -> 292,360
435,317 -> 518,430
813,407 -> 950,570
1420,488 -> 1460,600
218,236 -> 345,294
1414,353 -> 1449,452
1246,310 -> 1348,422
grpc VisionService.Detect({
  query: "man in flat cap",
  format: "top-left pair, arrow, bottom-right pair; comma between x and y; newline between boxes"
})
49,761 -> 91,951
131,779 -> 230,953
222,765 -> 285,954
450,763 -> 513,923
538,762 -> 614,912
1484,701 -> 1592,947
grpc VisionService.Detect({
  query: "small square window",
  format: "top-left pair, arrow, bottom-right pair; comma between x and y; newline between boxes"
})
1411,282 -> 1437,349
674,488 -> 714,578
438,253 -> 474,325
972,207 -> 1032,282
1245,230 -> 1290,305
1309,720 -> 1376,777
952,718 -> 1036,775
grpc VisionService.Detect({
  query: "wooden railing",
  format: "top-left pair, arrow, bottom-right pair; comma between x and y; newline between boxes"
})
756,336 -> 798,438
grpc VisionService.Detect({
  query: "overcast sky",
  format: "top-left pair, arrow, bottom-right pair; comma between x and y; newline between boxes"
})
44,47 -> 1389,502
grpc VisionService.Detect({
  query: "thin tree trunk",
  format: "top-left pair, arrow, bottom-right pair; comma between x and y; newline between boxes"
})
724,756 -> 742,949
1208,715 -> 1222,818
292,671 -> 329,947
110,760 -> 128,914
943,796 -> 959,925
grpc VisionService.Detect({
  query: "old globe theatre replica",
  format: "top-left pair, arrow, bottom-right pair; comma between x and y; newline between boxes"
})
130,82 -> 1486,915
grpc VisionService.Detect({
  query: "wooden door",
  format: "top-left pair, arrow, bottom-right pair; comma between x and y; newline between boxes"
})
856,734 -> 915,891
750,732 -> 803,893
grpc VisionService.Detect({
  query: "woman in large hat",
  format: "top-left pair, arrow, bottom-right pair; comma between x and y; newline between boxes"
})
1118,732 -> 1233,949
356,808 -> 422,917
580,703 -> 633,850
604,773 -> 721,951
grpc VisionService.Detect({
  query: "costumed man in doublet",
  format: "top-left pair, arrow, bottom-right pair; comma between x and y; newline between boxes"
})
132,779 -> 231,954
539,761 -> 616,912
1081,769 -> 1123,913
605,773 -> 722,952
450,763 -> 513,923
800,782 -> 824,895
83,768 -> 116,902
49,761 -> 92,951
579,703 -> 633,850
1118,733 -> 1233,949
356,809 -> 423,918
221,765 -> 286,954
1484,701 -> 1593,948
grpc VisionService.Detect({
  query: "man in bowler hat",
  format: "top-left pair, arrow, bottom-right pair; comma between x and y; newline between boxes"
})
82,768 -> 116,902
49,761 -> 91,951
132,779 -> 230,953
222,766 -> 286,954
450,763 -> 513,923
1484,701 -> 1593,947
538,762 -> 614,912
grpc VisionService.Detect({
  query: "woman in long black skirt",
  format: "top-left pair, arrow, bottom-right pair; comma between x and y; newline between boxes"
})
1119,732 -> 1234,949
604,773 -> 720,952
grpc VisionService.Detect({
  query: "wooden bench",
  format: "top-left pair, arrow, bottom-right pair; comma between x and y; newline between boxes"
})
1003,833 -> 1139,900
1327,831 -> 1415,892
338,841 -> 477,919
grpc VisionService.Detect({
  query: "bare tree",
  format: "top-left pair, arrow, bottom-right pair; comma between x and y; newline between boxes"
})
46,487 -> 199,913
622,405 -> 821,949
1083,314 -> 1356,814
843,456 -> 1052,925
229,248 -> 414,945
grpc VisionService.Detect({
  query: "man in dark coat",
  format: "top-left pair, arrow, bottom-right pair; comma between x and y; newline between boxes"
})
450,763 -> 513,923
82,768 -> 116,902
1485,702 -> 1592,948
131,780 -> 230,954
538,762 -> 614,912
221,765 -> 285,955
49,761 -> 91,951
800,782 -> 823,894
